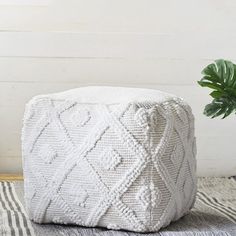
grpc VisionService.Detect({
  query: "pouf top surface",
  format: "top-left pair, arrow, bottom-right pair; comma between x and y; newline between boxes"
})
36,86 -> 178,104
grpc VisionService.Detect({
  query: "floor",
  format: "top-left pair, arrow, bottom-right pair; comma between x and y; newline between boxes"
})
0,174 -> 23,181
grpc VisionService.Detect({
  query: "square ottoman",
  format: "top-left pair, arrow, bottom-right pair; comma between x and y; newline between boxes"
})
22,86 -> 197,232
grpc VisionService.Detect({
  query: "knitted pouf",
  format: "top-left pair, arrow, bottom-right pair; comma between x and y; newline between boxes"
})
22,86 -> 197,232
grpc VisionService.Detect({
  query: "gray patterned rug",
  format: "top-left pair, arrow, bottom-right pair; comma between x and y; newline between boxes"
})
0,178 -> 235,235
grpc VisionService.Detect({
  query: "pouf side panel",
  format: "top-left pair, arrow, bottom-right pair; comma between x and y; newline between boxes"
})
22,91 -> 197,233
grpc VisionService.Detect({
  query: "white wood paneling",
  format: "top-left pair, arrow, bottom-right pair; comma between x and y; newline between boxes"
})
0,57 -> 210,85
0,156 -> 22,173
0,32 -> 236,59
0,0 -> 52,6
0,0 -> 236,176
197,159 -> 236,177
0,0 -> 236,33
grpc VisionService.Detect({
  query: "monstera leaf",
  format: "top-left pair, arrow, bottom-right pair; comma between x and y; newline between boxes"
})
198,59 -> 236,118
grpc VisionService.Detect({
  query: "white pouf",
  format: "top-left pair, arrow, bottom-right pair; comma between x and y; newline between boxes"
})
22,86 -> 197,232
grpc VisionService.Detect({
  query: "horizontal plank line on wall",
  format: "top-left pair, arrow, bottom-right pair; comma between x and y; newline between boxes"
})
0,32 -> 236,58
0,0 -> 236,35
0,30 -> 31,33
0,156 -> 20,159
0,57 -> 214,85
0,55 -> 122,59
0,56 -> 232,61
0,81 -> 196,86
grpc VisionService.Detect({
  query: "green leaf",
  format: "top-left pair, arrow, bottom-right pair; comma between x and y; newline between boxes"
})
223,104 -> 235,119
201,59 -> 235,87
224,87 -> 236,97
210,91 -> 223,98
198,59 -> 236,119
203,97 -> 236,119
197,80 -> 224,92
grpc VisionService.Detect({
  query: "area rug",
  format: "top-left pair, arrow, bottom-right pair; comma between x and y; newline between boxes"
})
0,178 -> 235,236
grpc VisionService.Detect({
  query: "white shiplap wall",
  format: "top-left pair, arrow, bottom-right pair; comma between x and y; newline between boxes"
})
0,0 -> 236,176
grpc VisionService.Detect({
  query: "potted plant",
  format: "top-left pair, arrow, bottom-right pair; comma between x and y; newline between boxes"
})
198,59 -> 236,118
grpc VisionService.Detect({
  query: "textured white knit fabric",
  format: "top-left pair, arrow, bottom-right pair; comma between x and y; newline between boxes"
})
22,86 -> 197,232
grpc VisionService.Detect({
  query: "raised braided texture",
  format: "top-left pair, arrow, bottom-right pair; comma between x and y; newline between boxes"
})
22,87 -> 197,232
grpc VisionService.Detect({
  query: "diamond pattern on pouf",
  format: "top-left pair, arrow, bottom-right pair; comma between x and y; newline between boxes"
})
100,148 -> 122,170
69,184 -> 89,207
70,109 -> 91,127
136,181 -> 161,210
